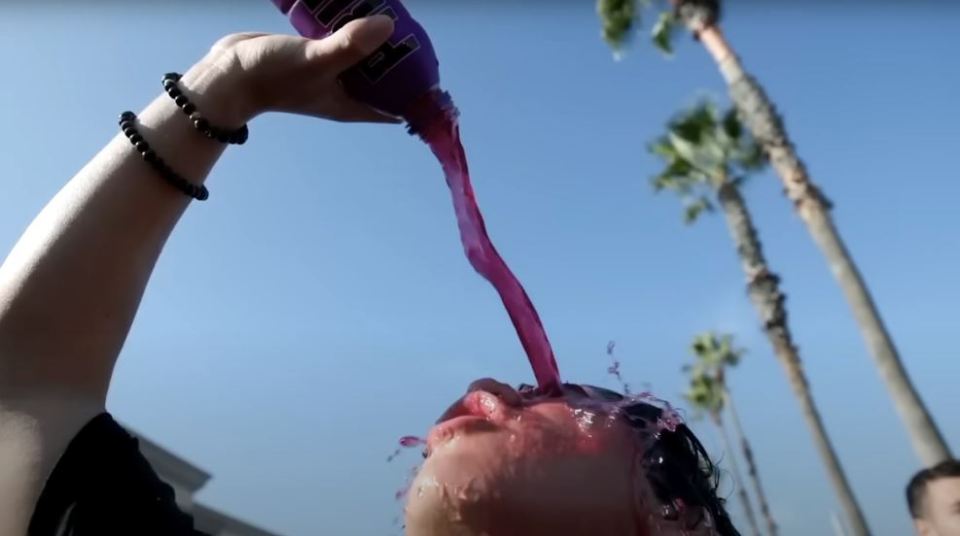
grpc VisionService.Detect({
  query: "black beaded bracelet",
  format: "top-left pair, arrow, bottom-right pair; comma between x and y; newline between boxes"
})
118,111 -> 209,201
162,72 -> 249,145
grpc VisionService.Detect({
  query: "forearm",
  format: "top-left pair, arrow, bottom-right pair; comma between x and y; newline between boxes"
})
0,59 -> 245,402
0,20 -> 398,536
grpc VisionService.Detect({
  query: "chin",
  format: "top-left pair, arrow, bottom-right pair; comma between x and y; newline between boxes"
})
405,434 -> 642,536
402,456 -> 485,536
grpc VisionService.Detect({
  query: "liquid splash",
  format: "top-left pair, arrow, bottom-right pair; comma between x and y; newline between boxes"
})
407,90 -> 561,392
388,436 -> 425,535
391,464 -> 422,534
623,391 -> 683,434
606,340 -> 632,395
394,464 -> 421,501
387,435 -> 426,463
400,435 -> 426,448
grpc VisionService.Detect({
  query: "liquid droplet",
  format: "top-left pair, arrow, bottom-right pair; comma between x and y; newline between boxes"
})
388,435 -> 426,462
400,435 -> 426,448
605,340 -> 632,395
455,481 -> 482,504
393,464 -> 421,503
572,407 -> 597,432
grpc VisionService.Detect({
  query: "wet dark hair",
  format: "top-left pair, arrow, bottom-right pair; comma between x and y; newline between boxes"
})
906,459 -> 960,519
520,383 -> 740,536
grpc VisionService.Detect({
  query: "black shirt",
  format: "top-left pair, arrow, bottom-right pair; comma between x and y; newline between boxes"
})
28,413 -> 210,536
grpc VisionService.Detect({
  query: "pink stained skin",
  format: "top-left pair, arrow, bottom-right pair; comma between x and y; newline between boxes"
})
403,379 -> 721,536
408,92 -> 561,391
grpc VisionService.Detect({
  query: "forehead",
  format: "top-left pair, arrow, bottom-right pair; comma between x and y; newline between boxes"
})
926,476 -> 960,506
922,477 -> 960,515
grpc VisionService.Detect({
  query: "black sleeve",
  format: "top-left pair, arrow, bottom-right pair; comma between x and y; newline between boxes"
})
28,413 -> 209,536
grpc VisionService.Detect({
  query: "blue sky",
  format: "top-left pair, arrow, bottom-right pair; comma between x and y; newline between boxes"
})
1,2 -> 958,535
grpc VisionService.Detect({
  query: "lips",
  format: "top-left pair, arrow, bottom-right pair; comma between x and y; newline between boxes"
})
426,390 -> 507,448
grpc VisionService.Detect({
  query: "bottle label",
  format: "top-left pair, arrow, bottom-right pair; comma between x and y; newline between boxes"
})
295,0 -> 421,83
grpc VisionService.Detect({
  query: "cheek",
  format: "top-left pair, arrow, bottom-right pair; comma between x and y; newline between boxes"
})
410,433 -> 515,506
409,455 -> 642,535
409,424 -> 654,535
405,436 -> 519,535
514,405 -> 636,457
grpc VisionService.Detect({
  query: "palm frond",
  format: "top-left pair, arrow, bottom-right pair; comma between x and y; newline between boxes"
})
598,0 -> 640,50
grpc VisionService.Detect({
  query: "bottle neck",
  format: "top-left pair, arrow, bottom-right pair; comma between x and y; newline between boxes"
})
404,87 -> 458,137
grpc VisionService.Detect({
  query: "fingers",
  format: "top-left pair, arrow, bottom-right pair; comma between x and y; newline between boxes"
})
466,378 -> 522,407
310,15 -> 395,74
347,107 -> 404,124
316,84 -> 402,123
332,98 -> 403,124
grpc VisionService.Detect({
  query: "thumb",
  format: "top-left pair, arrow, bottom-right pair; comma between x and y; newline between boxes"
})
311,15 -> 395,74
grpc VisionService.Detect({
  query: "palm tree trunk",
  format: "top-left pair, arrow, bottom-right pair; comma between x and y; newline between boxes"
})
691,19 -> 951,467
831,511 -> 850,536
712,413 -> 762,536
715,181 -> 872,536
723,388 -> 778,536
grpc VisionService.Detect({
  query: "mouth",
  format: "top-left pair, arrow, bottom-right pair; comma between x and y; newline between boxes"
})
426,390 -> 507,450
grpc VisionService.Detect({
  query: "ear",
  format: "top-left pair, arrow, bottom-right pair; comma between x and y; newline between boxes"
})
914,517 -> 934,536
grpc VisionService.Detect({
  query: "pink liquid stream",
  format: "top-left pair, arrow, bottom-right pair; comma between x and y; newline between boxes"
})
407,91 -> 561,392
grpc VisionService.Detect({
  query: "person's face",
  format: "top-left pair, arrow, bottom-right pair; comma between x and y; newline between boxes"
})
404,379 -> 717,536
916,477 -> 960,536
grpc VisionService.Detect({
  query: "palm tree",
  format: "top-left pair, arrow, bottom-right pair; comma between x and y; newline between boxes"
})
598,0 -> 952,468
689,332 -> 778,536
685,358 -> 762,536
651,101 -> 871,535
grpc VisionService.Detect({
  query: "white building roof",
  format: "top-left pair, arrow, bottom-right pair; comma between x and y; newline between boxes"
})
126,426 -> 282,536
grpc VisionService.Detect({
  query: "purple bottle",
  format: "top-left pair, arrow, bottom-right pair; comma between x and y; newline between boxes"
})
270,0 -> 450,126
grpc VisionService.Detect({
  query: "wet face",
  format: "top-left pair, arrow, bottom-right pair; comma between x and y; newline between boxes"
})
404,379 -> 721,536
916,477 -> 960,536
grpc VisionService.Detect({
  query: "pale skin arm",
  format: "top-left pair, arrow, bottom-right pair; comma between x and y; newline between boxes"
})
0,16 -> 396,534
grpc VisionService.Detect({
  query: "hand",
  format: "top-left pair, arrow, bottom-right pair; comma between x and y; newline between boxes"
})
182,15 -> 401,125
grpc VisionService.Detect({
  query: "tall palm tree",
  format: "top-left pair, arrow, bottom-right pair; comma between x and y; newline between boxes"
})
689,332 -> 778,536
651,101 -> 871,535
685,361 -> 762,536
598,0 -> 952,467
